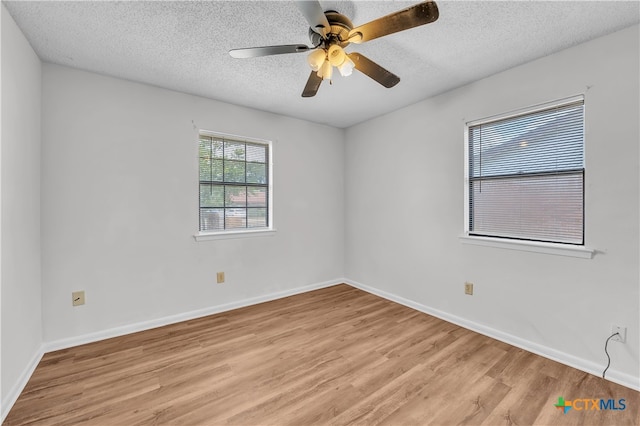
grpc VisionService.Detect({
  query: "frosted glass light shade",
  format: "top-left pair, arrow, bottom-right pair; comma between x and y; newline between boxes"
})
307,49 -> 326,72
328,45 -> 346,67
318,60 -> 333,80
338,57 -> 355,76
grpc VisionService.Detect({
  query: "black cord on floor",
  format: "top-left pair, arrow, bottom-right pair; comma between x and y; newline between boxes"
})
602,332 -> 620,379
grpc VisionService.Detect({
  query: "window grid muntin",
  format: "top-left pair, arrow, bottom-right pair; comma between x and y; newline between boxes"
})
199,134 -> 270,232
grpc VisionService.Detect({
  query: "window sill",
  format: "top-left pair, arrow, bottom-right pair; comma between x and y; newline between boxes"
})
459,235 -> 595,259
194,229 -> 276,242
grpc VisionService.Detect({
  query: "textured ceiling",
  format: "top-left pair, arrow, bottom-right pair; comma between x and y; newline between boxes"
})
4,1 -> 639,128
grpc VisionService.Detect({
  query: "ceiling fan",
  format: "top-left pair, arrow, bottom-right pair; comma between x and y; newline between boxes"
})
229,1 -> 439,97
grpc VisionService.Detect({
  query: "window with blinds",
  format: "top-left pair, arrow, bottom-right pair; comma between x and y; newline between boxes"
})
199,132 -> 271,233
467,97 -> 584,245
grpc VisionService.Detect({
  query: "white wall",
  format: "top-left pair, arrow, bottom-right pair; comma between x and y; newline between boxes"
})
1,3 -> 43,414
345,25 -> 639,385
2,12 -> 637,420
41,64 -> 345,342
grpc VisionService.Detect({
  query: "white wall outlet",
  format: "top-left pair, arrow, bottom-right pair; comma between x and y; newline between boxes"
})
610,325 -> 627,343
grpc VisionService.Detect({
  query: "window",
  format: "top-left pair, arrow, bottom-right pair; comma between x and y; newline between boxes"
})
466,97 -> 584,245
198,132 -> 271,234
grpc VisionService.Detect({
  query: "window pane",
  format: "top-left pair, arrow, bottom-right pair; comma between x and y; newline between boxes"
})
199,157 -> 211,181
212,159 -> 224,181
199,138 -> 212,158
246,163 -> 266,184
246,143 -> 266,163
200,158 -> 223,182
470,102 -> 584,177
470,173 -> 583,244
198,133 -> 270,232
225,208 -> 246,229
248,208 -> 267,228
200,208 -> 223,231
200,184 -> 224,208
224,141 -> 245,160
247,187 -> 267,207
468,99 -> 584,244
211,139 -> 224,158
224,160 -> 245,183
200,137 -> 224,158
226,186 -> 247,207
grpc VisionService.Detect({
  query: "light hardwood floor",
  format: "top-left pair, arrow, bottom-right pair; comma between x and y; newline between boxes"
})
4,284 -> 638,425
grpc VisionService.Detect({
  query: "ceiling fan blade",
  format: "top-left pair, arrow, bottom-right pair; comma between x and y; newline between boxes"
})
302,71 -> 323,97
229,44 -> 310,59
296,0 -> 331,37
348,1 -> 439,44
348,52 -> 400,88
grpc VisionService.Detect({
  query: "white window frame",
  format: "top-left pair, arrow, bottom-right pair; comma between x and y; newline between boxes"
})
194,130 -> 275,242
461,95 -> 594,259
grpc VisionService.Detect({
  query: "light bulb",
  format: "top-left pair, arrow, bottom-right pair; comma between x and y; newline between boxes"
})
327,44 -> 346,67
338,56 -> 355,77
319,60 -> 333,80
307,49 -> 326,72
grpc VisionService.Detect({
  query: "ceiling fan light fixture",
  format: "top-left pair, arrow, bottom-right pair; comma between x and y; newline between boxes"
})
230,0 -> 441,97
338,56 -> 355,76
307,49 -> 326,71
327,44 -> 347,67
318,60 -> 333,80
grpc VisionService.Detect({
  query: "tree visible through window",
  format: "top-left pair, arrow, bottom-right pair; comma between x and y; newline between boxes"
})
467,97 -> 585,245
199,133 -> 270,232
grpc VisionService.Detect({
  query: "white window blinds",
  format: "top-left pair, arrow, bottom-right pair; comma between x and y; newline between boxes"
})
468,98 -> 585,244
199,134 -> 270,232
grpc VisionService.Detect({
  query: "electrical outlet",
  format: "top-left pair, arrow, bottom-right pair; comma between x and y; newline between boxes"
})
216,272 -> 225,284
72,291 -> 85,306
610,325 -> 627,343
464,282 -> 473,295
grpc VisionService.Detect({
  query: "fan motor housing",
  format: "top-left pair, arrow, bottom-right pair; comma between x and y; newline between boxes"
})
308,10 -> 353,48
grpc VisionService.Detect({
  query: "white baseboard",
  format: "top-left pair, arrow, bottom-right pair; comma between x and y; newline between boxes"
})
44,278 -> 342,353
344,278 -> 640,392
3,276 -> 636,423
2,278 -> 341,421
1,344 -> 45,423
